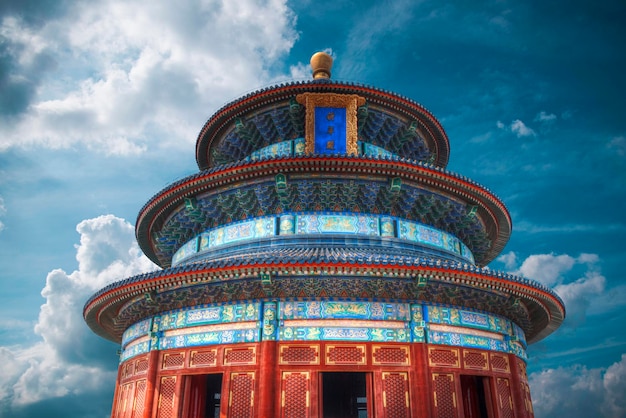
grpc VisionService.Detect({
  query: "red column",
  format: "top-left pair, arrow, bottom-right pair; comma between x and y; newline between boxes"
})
411,343 -> 433,417
143,350 -> 160,418
508,353 -> 528,418
109,362 -> 124,418
257,340 -> 277,418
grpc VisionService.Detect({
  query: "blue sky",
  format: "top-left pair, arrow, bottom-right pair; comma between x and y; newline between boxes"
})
0,1 -> 625,417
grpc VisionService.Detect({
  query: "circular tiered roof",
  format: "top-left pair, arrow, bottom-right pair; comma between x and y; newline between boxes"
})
85,53 -> 564,351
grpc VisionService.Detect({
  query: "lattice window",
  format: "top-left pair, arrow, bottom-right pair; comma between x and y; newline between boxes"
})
496,378 -> 514,418
518,359 -> 528,382
382,372 -> 409,418
490,353 -> 510,373
162,352 -> 185,369
281,372 -> 309,418
114,383 -> 133,418
156,376 -> 177,418
326,345 -> 366,365
432,373 -> 458,418
229,372 -> 255,418
224,348 -> 256,365
191,349 -> 217,367
428,347 -> 460,368
373,346 -> 409,366
279,345 -> 319,365
122,361 -> 134,380
135,357 -> 149,374
132,380 -> 146,418
463,351 -> 488,371
522,381 -> 534,415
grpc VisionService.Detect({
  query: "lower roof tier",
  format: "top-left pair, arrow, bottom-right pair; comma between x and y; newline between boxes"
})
84,250 -> 564,346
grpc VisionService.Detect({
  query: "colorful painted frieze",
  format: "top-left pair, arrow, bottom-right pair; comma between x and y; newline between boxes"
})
159,327 -> 260,350
172,237 -> 199,266
361,141 -> 394,159
121,338 -> 150,361
159,303 -> 261,331
280,301 -> 410,321
295,214 -> 379,235
122,318 -> 152,347
279,325 -> 410,342
426,306 -> 511,335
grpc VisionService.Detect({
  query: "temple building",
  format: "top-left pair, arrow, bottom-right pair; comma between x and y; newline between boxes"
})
84,52 -> 564,418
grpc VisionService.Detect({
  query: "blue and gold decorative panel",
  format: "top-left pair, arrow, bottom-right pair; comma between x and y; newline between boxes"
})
122,318 -> 152,347
400,221 -> 444,249
361,141 -> 394,159
380,217 -> 396,238
279,215 -> 295,235
314,107 -> 346,154
159,326 -> 260,350
208,217 -> 276,248
280,301 -> 410,321
293,138 -> 305,155
294,214 -> 379,235
247,140 -> 293,161
279,324 -> 410,342
426,305 -> 512,335
159,303 -> 261,331
428,329 -> 508,352
410,304 -> 426,342
241,138 -> 307,162
262,302 -> 278,341
172,237 -> 199,266
121,337 -> 150,361
509,341 -> 528,360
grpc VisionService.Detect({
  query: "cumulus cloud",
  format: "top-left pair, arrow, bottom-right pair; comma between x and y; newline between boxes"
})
499,252 -> 606,326
496,250 -> 517,270
0,0 -> 299,154
510,119 -> 536,137
530,354 -> 626,418
0,215 -> 155,415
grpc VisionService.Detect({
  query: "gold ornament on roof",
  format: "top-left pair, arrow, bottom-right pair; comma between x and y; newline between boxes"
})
310,51 -> 333,79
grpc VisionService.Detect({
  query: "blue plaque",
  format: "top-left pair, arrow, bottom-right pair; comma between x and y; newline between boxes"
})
314,107 -> 346,154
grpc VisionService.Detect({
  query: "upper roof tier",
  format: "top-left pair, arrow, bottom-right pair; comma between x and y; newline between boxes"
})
195,79 -> 450,170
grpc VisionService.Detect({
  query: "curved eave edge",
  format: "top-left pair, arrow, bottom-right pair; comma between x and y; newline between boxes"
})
84,259 -> 565,343
135,155 -> 512,267
195,80 -> 450,170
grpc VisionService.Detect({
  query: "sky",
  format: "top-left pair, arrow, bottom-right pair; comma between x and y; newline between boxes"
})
0,0 -> 625,417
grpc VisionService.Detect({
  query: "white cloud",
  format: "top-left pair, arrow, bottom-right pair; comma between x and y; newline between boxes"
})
496,119 -> 536,137
0,0 -> 299,155
0,215 -> 155,409
530,354 -> 626,418
496,250 -> 517,270
498,252 -> 606,326
535,111 -> 557,123
510,119 -> 536,137
0,196 -> 5,232
517,253 -> 576,286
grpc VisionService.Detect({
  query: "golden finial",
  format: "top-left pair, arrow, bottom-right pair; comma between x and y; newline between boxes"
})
310,51 -> 333,79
